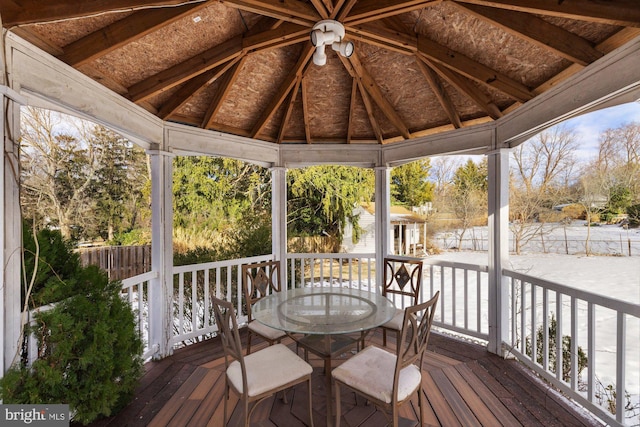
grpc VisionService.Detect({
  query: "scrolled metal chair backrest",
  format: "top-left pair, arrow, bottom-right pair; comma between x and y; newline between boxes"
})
211,296 -> 247,389
396,291 -> 440,373
383,257 -> 423,305
243,260 -> 281,320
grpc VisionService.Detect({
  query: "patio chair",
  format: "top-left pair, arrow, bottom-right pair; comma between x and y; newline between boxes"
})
379,256 -> 423,353
332,291 -> 440,427
211,296 -> 315,427
242,260 -> 286,354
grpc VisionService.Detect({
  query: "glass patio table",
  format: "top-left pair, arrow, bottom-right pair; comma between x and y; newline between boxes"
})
252,287 -> 396,427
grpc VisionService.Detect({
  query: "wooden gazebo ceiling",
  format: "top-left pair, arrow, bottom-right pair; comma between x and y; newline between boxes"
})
2,1 -> 640,145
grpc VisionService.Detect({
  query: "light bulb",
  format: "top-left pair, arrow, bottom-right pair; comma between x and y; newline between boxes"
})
332,41 -> 354,58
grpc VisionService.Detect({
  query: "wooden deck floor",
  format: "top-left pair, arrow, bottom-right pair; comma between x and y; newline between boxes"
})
89,330 -> 602,427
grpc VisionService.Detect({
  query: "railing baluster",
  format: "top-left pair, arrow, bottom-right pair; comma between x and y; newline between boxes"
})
570,296 -> 577,391
616,311 -> 626,424
511,277 -> 516,347
477,270 -> 481,335
587,302 -> 595,403
215,266 -> 221,299
235,265 -> 241,316
440,265 -> 445,323
452,267 -> 457,327
178,272 -> 185,337
543,289 -> 549,371
204,269 -> 210,328
464,269 -> 469,331
521,279 -> 526,354
531,284 -> 537,365
329,256 -> 334,286
556,293 -> 563,382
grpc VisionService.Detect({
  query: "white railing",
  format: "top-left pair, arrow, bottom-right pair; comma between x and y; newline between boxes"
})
504,269 -> 640,427
286,253 -> 376,291
170,254 -> 273,348
422,259 -> 490,341
121,270 -> 158,361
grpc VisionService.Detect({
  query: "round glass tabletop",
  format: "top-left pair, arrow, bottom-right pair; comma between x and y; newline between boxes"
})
252,287 -> 397,335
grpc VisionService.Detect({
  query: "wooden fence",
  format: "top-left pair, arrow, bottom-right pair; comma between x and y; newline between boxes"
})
79,237 -> 337,281
78,245 -> 151,281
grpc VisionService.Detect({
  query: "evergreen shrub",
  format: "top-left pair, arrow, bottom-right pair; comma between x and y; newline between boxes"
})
2,227 -> 143,425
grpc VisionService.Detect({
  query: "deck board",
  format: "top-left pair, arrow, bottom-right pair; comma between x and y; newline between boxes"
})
89,329 -> 603,427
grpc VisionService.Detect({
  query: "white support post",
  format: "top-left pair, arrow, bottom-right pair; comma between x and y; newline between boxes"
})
271,167 -> 287,288
487,143 -> 510,356
1,85 -> 25,372
375,167 -> 391,290
148,147 -> 174,359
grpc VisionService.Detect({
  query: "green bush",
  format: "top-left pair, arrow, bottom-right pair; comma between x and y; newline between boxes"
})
2,227 -> 143,425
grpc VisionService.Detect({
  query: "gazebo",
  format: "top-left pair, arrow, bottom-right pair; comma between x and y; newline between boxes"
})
1,2 -> 639,425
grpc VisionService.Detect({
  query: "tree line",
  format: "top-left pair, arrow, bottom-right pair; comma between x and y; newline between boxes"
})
19,107 -> 640,259
431,124 -> 640,253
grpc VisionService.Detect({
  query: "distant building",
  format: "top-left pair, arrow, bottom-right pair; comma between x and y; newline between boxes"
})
553,195 -> 608,212
342,203 -> 428,256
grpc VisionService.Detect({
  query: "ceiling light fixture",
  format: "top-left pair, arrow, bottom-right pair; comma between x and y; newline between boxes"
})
310,20 -> 354,66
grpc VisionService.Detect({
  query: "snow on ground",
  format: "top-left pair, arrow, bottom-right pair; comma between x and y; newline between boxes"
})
435,221 -> 640,257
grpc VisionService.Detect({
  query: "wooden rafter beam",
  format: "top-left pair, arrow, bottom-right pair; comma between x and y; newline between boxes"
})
340,55 -> 384,143
309,0 -> 330,19
415,59 -> 462,129
157,57 -> 243,119
202,58 -> 246,129
417,35 -> 535,103
57,2 -> 208,67
301,77 -> 312,143
418,55 -> 502,120
347,52 -> 411,140
357,82 -> 384,144
455,3 -> 603,66
344,0 -> 440,25
277,77 -> 301,143
220,0 -> 319,27
347,23 -> 535,103
127,35 -> 243,102
453,0 -> 640,27
0,0 -> 197,26
242,22 -> 309,52
346,77 -> 357,143
333,0 -> 358,20
128,23 -> 307,102
346,22 -> 417,54
251,44 -> 315,137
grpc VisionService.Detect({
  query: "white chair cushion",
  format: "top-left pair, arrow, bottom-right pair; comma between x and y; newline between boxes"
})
227,344 -> 312,397
332,346 -> 422,404
248,320 -> 287,340
380,309 -> 404,331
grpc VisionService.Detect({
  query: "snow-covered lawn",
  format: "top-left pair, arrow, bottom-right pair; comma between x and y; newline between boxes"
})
435,221 -> 640,257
